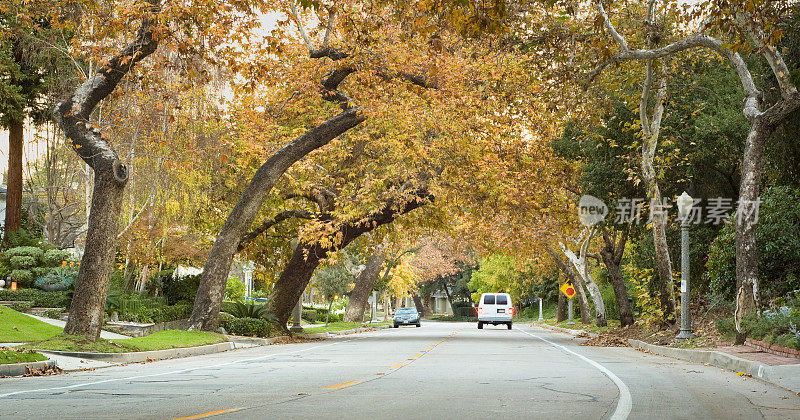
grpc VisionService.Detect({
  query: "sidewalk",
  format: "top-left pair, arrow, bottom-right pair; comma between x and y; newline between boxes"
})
22,313 -> 130,340
715,344 -> 800,366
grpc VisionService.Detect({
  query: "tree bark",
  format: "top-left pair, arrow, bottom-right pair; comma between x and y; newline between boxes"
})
545,244 -> 590,323
56,3 -> 159,340
4,119 -> 23,240
600,227 -> 634,327
412,293 -> 425,315
265,187 -> 432,328
344,251 -> 384,322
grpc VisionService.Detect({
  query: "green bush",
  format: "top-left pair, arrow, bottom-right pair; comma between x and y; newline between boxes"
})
302,309 -> 318,322
42,249 -> 71,267
741,308 -> 800,350
31,267 -> 52,278
224,317 -> 273,337
34,266 -> 77,292
10,255 -> 37,269
218,311 -> 235,327
11,269 -> 34,288
454,306 -> 477,317
44,307 -> 64,319
228,302 -> 275,322
5,246 -> 44,261
224,277 -> 245,302
0,289 -> 71,307
160,271 -> 201,305
150,304 -> 193,323
8,301 -> 32,312
716,317 -> 736,338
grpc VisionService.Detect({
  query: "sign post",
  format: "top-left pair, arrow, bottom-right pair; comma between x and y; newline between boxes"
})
560,281 -> 577,325
537,297 -> 544,322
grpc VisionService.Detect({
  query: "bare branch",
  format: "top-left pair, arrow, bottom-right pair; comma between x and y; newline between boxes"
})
290,0 -> 316,52
594,0 -> 629,51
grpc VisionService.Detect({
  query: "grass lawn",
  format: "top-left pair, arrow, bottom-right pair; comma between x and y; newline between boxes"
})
302,321 -> 390,334
23,330 -> 227,353
0,347 -> 47,365
0,305 -> 63,342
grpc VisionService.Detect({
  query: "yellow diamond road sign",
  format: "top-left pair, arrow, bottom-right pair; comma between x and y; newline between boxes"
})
560,281 -> 576,299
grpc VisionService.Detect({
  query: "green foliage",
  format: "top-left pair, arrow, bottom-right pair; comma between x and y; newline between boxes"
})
313,258 -> 356,301
708,186 -> 800,301
2,229 -> 46,250
34,266 -> 77,292
0,289 -> 71,308
302,309 -> 318,322
7,300 -> 32,312
149,304 -> 193,324
227,302 -> 277,323
5,246 -> 44,261
218,311 -> 235,326
600,283 -> 619,321
625,264 -> 663,326
9,255 -> 36,269
41,249 -> 71,267
10,269 -> 33,288
160,271 -> 202,305
44,307 -> 64,319
222,317 -> 274,337
741,306 -> 800,350
468,254 -> 526,303
224,277 -> 246,302
716,317 -> 736,338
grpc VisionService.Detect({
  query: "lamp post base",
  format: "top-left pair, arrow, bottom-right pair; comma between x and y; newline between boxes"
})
290,325 -> 304,333
676,330 -> 695,341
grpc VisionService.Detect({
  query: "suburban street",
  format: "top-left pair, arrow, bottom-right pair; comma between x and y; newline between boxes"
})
2,322 -> 798,419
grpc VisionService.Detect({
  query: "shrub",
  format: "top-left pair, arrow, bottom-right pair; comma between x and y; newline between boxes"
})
716,317 -> 736,338
741,308 -> 800,350
0,289 -> 71,307
224,277 -> 245,302
150,304 -> 193,323
228,302 -> 275,321
5,246 -> 44,261
8,301 -> 32,312
11,269 -> 34,288
161,271 -> 201,305
224,317 -> 273,337
42,249 -> 71,267
10,255 -> 37,269
34,267 -> 77,292
218,311 -> 235,327
454,306 -> 477,317
44,307 -> 64,319
302,309 -> 318,322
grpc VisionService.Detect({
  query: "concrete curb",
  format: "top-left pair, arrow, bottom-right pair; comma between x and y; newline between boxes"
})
0,359 -> 57,377
533,322 -> 598,338
35,342 -> 234,363
628,339 -> 800,394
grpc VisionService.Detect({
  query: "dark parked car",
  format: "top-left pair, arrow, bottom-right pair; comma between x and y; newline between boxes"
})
393,308 -> 421,328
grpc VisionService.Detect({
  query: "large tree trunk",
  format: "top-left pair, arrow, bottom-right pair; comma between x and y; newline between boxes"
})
63,170 -> 126,337
344,251 -> 384,322
734,124 -> 769,343
188,109 -> 364,331
56,4 -> 159,340
545,244 -> 590,323
4,119 -> 23,240
560,237 -> 606,326
412,293 -> 425,316
600,227 -> 634,327
266,187 -> 432,328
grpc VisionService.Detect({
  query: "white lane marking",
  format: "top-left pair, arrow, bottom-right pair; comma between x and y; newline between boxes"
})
518,328 -> 632,420
0,338 -> 356,399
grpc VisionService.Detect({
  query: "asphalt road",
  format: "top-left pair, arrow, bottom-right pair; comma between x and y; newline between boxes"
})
2,322 -> 798,419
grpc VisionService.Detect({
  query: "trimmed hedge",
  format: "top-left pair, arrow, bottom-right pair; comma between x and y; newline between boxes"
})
221,317 -> 274,337
150,304 -> 193,324
0,289 -> 71,308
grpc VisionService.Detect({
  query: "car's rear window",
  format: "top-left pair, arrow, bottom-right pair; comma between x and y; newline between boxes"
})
396,309 -> 417,314
496,295 -> 508,305
483,295 -> 495,304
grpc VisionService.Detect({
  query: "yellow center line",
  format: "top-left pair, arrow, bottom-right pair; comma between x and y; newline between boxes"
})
426,347 -> 434,350
391,363 -> 405,368
413,353 -> 423,357
172,408 -> 242,420
324,380 -> 362,390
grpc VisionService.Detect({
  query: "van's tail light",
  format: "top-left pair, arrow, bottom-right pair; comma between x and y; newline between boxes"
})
508,307 -> 514,316
478,307 -> 483,314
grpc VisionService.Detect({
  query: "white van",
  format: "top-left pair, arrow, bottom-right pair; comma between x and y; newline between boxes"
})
477,292 -> 514,329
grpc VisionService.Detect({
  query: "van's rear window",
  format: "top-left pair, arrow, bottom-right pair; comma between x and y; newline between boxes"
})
484,295 -> 495,304
496,295 -> 508,305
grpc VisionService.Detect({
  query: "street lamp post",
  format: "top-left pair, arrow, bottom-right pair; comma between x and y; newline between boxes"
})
290,295 -> 304,333
676,191 -> 696,340
537,297 -> 544,322
567,299 -> 574,325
